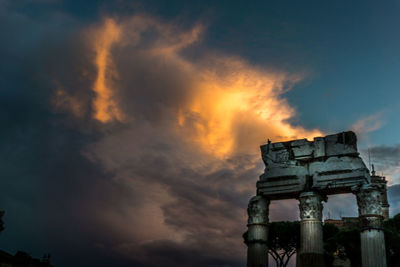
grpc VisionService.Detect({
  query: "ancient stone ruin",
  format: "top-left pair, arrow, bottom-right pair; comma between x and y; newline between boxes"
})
244,131 -> 389,267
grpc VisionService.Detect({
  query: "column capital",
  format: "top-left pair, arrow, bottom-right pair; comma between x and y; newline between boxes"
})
355,185 -> 384,231
299,191 -> 324,221
247,196 -> 270,225
246,196 -> 270,267
355,185 -> 382,216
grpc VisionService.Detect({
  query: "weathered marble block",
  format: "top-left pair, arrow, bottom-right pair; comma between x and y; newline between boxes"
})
257,131 -> 370,199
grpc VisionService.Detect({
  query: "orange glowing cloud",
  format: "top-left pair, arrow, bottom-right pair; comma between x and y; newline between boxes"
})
91,18 -> 124,123
175,57 -> 322,157
76,15 -> 325,255
86,16 -> 203,123
84,16 -> 321,156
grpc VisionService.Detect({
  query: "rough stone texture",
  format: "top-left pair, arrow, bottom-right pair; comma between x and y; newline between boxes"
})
246,131 -> 388,267
357,187 -> 382,213
356,185 -> 387,267
248,196 -> 269,224
298,192 -> 325,267
370,171 -> 390,220
299,191 -> 324,221
245,196 -> 269,267
257,131 -> 370,200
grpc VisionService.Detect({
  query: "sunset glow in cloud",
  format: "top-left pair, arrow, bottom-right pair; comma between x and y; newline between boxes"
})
88,16 -> 322,157
71,16 -> 324,262
92,18 -> 124,122
4,2 -> 400,267
178,60 -> 322,157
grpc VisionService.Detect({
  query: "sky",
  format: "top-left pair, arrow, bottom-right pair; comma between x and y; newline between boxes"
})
0,0 -> 400,266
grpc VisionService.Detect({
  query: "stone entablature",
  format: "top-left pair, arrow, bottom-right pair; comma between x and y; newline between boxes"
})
257,131 -> 370,200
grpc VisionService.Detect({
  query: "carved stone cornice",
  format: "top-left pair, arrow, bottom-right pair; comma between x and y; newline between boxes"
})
247,196 -> 270,225
299,191 -> 324,221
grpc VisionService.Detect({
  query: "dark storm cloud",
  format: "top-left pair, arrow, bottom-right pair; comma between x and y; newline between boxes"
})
82,123 -> 255,266
113,46 -> 195,122
74,14 -> 321,267
0,3 -> 142,266
0,4 -> 254,266
0,1 -> 352,267
368,144 -> 400,166
362,144 -> 400,184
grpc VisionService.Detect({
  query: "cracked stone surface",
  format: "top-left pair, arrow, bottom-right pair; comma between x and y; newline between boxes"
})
257,131 -> 371,199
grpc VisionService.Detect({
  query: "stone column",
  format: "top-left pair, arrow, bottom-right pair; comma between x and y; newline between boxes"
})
382,200 -> 390,221
380,183 -> 390,221
356,186 -> 387,267
371,169 -> 390,221
298,191 -> 325,267
245,195 -> 270,267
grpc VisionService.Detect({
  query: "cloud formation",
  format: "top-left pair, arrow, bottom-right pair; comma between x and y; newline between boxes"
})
73,15 -> 322,155
91,18 -> 124,122
0,9 -> 322,267
3,3 -> 400,267
351,112 -> 385,141
50,15 -> 323,266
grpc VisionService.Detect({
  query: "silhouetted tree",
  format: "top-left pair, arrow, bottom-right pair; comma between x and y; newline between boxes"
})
323,222 -> 339,265
267,221 -> 300,267
328,214 -> 400,267
335,227 -> 361,267
323,222 -> 361,267
0,209 -> 53,267
323,215 -> 400,267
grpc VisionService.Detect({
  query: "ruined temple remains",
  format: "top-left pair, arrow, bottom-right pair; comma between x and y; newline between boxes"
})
244,131 -> 388,267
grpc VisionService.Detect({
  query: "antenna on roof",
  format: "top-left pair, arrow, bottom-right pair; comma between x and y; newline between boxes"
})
371,164 -> 376,176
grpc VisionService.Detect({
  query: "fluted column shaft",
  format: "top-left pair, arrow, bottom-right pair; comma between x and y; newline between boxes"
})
245,196 -> 270,267
298,191 -> 325,267
356,186 -> 387,267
